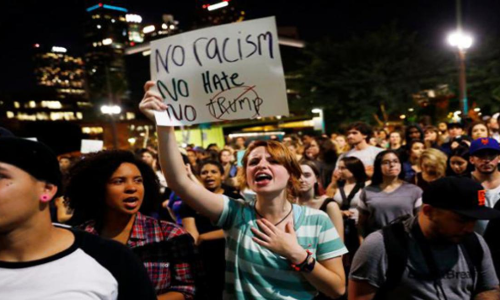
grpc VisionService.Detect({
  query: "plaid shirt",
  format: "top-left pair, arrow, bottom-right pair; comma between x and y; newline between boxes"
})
82,213 -> 196,299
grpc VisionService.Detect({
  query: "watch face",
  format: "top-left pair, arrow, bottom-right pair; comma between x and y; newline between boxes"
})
304,257 -> 316,273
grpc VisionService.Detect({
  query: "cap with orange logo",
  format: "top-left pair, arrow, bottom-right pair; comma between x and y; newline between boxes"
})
470,137 -> 500,156
423,177 -> 500,220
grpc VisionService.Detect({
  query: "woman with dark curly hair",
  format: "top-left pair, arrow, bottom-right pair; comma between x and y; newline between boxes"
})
66,150 -> 197,300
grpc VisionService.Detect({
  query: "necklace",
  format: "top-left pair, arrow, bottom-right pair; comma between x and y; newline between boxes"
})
254,202 -> 294,226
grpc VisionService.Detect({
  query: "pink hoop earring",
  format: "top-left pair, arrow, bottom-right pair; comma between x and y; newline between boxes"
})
40,195 -> 50,202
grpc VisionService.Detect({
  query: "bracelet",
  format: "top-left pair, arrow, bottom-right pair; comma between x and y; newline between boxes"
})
290,249 -> 312,271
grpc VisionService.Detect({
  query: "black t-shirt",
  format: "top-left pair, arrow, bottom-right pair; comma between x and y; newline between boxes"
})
0,227 -> 157,300
179,186 -> 242,299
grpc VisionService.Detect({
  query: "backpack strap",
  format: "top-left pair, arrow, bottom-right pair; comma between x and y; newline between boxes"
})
459,233 -> 483,293
339,182 -> 364,211
375,220 -> 409,299
319,198 -> 337,213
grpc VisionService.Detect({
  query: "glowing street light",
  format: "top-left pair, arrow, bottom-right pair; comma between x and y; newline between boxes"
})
447,30 -> 473,116
102,38 -> 113,46
207,1 -> 229,11
448,31 -> 473,50
100,105 -> 121,115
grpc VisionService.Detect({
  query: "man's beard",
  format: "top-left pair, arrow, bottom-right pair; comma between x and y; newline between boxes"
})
478,165 -> 497,175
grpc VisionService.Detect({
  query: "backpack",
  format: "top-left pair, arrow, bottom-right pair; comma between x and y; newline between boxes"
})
375,216 -> 484,299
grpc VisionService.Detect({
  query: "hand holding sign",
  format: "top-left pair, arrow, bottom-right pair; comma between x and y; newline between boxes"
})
150,16 -> 288,126
140,81 -> 168,123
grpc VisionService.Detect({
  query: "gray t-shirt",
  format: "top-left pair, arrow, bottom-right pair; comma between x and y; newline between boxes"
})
350,217 -> 499,300
358,182 -> 422,236
336,146 -> 384,170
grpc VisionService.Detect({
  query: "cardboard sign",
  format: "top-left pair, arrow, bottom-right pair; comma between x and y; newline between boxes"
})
151,16 -> 289,126
81,139 -> 103,154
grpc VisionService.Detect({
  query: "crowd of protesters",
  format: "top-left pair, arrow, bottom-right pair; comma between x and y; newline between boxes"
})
3,96 -> 500,299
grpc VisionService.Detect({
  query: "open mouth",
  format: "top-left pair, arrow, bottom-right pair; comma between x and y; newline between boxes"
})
254,173 -> 272,185
123,197 -> 139,209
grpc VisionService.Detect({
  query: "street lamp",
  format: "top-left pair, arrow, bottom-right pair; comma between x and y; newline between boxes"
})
447,30 -> 473,116
101,104 -> 121,149
312,108 -> 325,134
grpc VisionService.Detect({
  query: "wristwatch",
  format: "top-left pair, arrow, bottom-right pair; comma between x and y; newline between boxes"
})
290,250 -> 316,273
302,254 -> 316,273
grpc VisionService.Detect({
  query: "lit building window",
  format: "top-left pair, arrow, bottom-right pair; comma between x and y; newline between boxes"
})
36,112 -> 50,120
6,111 -> 14,118
41,101 -> 62,109
50,112 -> 75,121
126,112 -> 136,120
82,127 -> 104,134
76,112 -> 83,119
29,101 -> 36,108
14,102 -> 20,108
17,113 -> 37,121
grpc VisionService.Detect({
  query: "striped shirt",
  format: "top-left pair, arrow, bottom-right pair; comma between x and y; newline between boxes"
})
216,196 -> 348,300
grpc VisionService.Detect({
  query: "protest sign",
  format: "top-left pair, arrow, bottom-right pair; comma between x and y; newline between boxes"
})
81,139 -> 104,154
150,16 -> 289,126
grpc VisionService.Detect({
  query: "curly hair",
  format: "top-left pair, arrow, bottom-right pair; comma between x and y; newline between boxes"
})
238,140 -> 302,202
66,150 -> 161,225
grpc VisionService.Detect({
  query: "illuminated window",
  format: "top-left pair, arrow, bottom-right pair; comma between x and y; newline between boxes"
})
126,112 -> 135,120
76,112 -> 83,119
14,102 -> 20,108
41,101 -> 62,109
50,112 -> 75,121
6,111 -> 14,118
82,127 -> 104,134
29,101 -> 36,108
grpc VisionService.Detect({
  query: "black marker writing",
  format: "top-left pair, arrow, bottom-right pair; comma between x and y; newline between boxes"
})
157,79 -> 189,101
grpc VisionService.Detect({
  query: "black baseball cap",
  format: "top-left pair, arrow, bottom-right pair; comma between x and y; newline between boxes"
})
423,177 -> 500,220
448,122 -> 464,129
0,137 -> 62,191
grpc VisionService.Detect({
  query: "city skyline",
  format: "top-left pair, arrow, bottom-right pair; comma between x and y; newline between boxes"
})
4,0 -> 500,94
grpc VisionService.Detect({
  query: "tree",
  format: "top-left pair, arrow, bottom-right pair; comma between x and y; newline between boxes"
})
290,24 -> 450,131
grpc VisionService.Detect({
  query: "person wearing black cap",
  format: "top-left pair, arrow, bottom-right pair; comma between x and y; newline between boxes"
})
469,137 -> 500,235
349,177 -> 500,300
0,137 -> 156,300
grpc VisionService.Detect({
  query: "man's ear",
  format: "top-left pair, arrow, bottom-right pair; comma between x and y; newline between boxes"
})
421,204 -> 433,218
41,182 -> 58,201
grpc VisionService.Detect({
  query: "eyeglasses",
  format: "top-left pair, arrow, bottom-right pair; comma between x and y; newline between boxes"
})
381,160 -> 400,166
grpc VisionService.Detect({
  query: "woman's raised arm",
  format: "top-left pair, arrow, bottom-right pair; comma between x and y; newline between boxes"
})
139,81 -> 225,222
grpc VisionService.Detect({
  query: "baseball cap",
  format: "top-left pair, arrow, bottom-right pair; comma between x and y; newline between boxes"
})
0,137 -> 62,190
448,122 -> 464,129
423,177 -> 500,220
470,137 -> 500,156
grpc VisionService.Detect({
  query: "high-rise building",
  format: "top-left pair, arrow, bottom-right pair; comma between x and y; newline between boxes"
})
84,2 -> 129,106
1,44 -> 92,122
33,45 -> 87,100
195,0 -> 246,28
126,13 -> 144,45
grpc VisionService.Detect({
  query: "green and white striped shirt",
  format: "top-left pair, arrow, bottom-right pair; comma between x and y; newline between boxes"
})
216,196 -> 348,299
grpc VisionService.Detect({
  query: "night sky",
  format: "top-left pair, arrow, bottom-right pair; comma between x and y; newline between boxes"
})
2,0 -> 500,94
